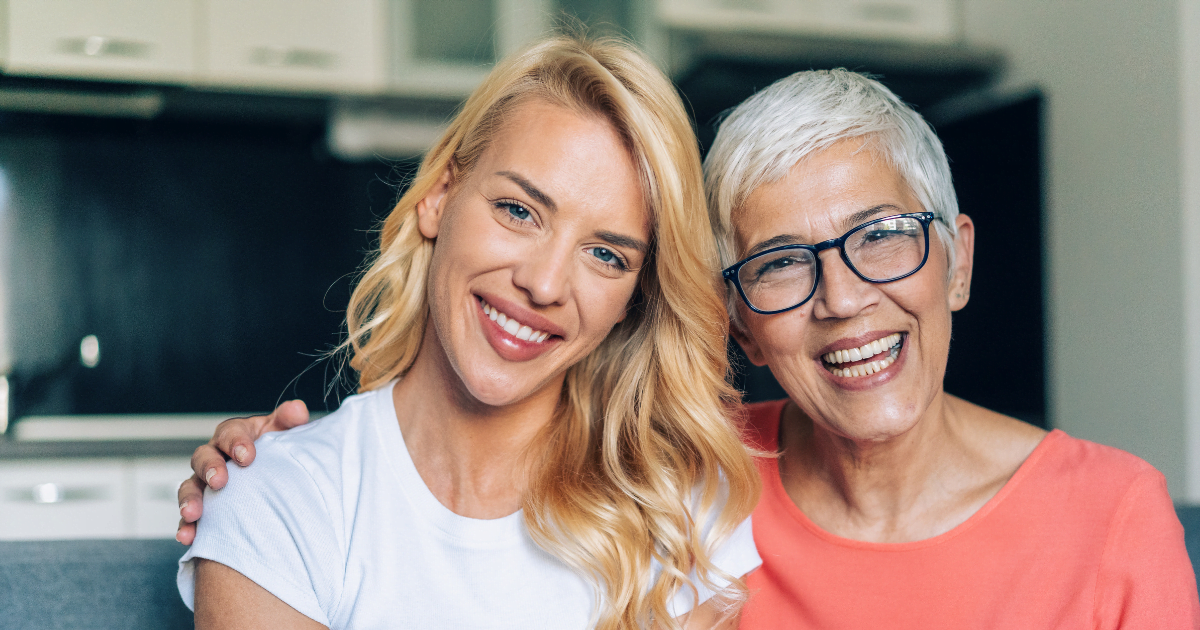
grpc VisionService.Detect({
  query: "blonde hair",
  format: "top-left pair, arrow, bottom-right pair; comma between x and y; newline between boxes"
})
342,35 -> 758,628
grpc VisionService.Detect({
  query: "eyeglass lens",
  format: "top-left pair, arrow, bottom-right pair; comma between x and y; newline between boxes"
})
737,216 -> 927,313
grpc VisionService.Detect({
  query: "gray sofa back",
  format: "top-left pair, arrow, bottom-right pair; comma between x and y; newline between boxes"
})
4,508 -> 1200,629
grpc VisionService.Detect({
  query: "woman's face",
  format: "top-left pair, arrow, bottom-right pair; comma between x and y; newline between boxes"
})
731,139 -> 974,441
416,99 -> 650,408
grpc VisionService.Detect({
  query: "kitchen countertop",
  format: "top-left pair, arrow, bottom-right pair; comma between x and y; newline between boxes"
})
0,438 -> 206,460
0,413 -> 238,460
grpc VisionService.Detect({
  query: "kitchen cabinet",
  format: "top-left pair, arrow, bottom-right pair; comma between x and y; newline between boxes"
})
0,458 -> 193,540
3,0 -> 197,83
200,0 -> 388,94
657,0 -> 958,43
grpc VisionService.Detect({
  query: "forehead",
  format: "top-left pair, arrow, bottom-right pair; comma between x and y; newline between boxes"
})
732,139 -> 920,254
474,100 -> 650,228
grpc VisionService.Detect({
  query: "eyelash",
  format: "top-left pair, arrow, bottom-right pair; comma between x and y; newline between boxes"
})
493,198 -> 631,273
495,199 -> 536,226
587,246 -> 630,272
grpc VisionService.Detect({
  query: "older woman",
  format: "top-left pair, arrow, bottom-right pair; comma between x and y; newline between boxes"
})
705,69 -> 1199,627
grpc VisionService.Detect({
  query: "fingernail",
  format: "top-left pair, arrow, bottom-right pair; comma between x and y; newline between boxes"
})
233,445 -> 248,463
175,530 -> 183,543
178,500 -> 189,512
204,468 -> 216,484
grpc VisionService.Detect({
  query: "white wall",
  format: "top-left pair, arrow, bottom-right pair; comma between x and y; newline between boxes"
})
1183,0 -> 1200,502
961,0 -> 1190,497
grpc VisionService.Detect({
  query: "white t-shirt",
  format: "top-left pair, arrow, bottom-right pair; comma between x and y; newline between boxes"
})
178,381 -> 760,629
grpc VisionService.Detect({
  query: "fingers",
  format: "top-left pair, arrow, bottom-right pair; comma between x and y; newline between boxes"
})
176,519 -> 196,545
191,443 -> 231,490
176,475 -> 207,545
177,475 -> 207,521
269,399 -> 310,431
211,416 -> 264,469
208,401 -> 311,470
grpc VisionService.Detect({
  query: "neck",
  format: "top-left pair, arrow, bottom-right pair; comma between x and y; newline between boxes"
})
391,326 -> 564,519
780,391 -> 974,542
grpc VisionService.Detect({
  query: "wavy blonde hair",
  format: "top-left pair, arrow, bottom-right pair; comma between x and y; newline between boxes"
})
342,35 -> 758,629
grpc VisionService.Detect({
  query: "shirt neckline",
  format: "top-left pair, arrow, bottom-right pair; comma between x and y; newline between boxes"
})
756,399 -> 1062,551
371,380 -> 527,548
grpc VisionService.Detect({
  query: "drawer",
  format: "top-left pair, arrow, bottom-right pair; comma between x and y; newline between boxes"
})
200,0 -> 388,93
0,459 -> 129,540
131,458 -> 193,538
4,0 -> 196,82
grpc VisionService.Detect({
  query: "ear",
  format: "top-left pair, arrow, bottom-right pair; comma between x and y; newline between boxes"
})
416,167 -> 454,239
729,316 -> 769,367
947,213 -> 975,312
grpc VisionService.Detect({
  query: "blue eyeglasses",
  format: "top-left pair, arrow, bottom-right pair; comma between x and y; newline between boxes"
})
723,212 -> 936,315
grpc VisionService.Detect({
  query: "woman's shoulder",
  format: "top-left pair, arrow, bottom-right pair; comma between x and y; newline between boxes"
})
999,427 -> 1171,529
253,385 -> 393,472
1034,429 -> 1160,484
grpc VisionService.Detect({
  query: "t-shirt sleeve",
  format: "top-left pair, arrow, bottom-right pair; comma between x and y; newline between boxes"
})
177,436 -> 344,626
668,514 -> 761,616
1094,469 -> 1200,629
665,505 -> 763,617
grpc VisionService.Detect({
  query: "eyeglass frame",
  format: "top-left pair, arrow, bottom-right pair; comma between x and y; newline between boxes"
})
722,211 -> 937,315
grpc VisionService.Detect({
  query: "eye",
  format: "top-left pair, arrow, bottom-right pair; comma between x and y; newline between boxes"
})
502,202 -> 533,223
587,246 -> 628,271
863,229 -> 902,243
753,256 -> 800,278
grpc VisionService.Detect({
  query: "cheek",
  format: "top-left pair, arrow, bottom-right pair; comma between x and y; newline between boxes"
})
744,307 -> 816,372
576,276 -> 639,342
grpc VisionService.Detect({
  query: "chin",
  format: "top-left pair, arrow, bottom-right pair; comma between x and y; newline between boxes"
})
814,400 -> 922,443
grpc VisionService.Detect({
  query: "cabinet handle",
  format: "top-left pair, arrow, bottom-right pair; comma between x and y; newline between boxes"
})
57,36 -> 152,59
249,46 -> 336,69
5,483 -> 110,504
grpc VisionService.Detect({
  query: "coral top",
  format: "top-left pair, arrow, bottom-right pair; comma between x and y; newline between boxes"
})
739,399 -> 1200,629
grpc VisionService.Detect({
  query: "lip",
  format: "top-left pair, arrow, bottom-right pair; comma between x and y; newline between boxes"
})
474,293 -> 564,362
476,293 -> 567,338
817,331 -> 908,391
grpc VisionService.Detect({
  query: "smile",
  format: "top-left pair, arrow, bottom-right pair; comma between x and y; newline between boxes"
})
480,299 -> 552,343
821,333 -> 903,378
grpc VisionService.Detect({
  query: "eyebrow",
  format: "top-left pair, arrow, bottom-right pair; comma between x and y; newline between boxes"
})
743,204 -> 908,258
496,171 -> 556,213
844,204 -> 904,229
596,230 -> 649,254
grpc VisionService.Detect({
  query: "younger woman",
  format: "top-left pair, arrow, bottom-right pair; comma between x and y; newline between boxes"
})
178,35 -> 760,630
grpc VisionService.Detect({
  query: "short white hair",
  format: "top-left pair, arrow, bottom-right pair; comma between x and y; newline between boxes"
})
704,69 -> 959,281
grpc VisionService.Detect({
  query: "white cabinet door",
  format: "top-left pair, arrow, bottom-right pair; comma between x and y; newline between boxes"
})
0,459 -> 129,540
658,0 -> 825,33
823,0 -> 956,42
131,458 -> 193,539
656,0 -> 957,43
201,0 -> 388,94
4,0 -> 196,82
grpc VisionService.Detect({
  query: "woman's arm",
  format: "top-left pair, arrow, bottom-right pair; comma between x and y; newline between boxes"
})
679,597 -> 741,630
194,560 -> 327,630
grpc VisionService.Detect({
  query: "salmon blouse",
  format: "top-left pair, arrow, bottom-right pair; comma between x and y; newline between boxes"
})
739,399 -> 1200,629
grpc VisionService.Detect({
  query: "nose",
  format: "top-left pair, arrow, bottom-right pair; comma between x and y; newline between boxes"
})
511,240 -> 572,306
810,249 -> 879,319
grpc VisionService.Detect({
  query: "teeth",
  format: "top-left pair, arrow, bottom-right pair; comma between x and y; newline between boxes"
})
480,300 -> 552,344
830,352 -> 897,378
822,333 -> 903,369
